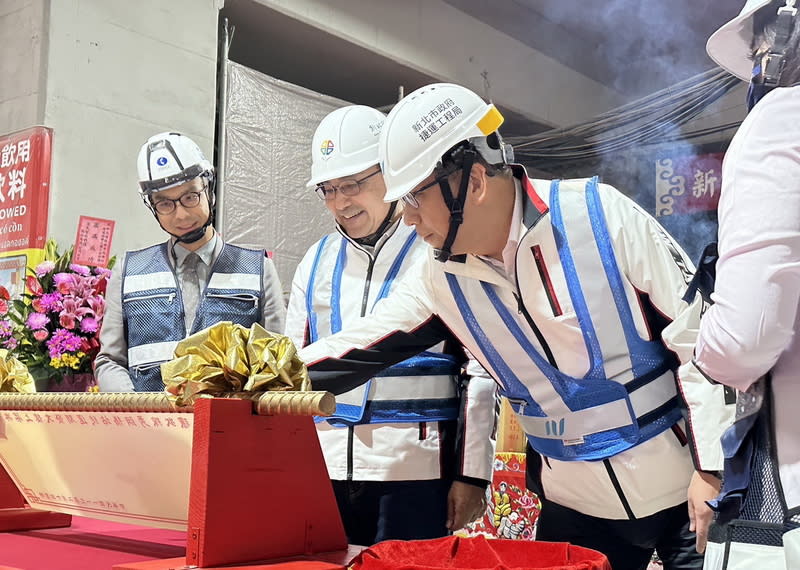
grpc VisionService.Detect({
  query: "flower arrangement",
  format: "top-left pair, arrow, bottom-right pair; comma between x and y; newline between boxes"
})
0,240 -> 114,385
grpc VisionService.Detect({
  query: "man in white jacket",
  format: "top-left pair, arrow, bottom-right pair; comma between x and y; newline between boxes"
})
286,105 -> 497,546
299,85 -> 735,569
696,1 -> 800,568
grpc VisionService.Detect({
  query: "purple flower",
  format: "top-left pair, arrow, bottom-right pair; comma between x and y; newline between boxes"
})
69,263 -> 91,276
79,317 -> 98,333
4,338 -> 18,350
34,261 -> 55,277
46,328 -> 82,358
93,267 -> 112,279
39,292 -> 63,312
0,320 -> 12,337
26,312 -> 49,330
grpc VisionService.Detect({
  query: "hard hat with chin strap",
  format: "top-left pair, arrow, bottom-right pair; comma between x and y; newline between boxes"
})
137,132 -> 213,195
307,105 -> 386,188
379,83 -> 507,204
378,83 -> 510,262
136,132 -> 215,245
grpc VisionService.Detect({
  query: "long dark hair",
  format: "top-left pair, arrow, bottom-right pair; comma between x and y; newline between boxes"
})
752,0 -> 800,86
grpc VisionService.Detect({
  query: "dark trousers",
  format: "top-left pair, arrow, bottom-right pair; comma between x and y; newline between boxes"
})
536,499 -> 703,570
332,479 -> 451,546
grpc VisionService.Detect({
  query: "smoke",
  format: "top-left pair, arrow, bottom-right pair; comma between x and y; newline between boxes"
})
525,0 -> 730,96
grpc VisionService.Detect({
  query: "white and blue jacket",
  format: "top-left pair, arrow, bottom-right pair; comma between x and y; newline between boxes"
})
122,242 -> 263,391
300,167 -> 734,519
286,219 -> 497,483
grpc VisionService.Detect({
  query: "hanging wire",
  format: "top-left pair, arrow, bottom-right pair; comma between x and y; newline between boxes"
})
507,68 -> 742,163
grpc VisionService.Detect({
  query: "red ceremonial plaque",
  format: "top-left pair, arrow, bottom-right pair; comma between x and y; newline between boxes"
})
72,216 -> 115,267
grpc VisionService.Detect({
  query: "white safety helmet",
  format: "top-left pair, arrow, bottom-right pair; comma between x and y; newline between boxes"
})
707,0 -> 783,80
380,83 -> 506,203
136,132 -> 213,195
307,106 -> 386,189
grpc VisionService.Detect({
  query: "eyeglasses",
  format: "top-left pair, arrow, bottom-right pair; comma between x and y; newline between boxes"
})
152,189 -> 205,215
315,168 -> 381,201
402,177 -> 442,209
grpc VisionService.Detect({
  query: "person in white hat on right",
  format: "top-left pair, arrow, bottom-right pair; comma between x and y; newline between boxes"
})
696,2 -> 800,568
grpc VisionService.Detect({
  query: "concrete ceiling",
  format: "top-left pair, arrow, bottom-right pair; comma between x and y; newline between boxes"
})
443,0 -> 745,96
221,0 -> 747,136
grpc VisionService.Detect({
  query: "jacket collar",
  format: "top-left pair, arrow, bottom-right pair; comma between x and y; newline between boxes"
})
511,164 -> 549,229
439,165 -> 550,288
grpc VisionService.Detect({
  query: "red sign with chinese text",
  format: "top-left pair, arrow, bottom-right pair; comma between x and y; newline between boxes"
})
655,152 -> 724,217
72,216 -> 115,267
0,127 -> 52,252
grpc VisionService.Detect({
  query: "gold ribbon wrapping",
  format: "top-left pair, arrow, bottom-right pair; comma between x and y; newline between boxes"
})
0,348 -> 35,394
161,321 -> 313,408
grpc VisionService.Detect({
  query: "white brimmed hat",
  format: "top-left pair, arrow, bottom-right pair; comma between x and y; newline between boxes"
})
707,0 -> 775,80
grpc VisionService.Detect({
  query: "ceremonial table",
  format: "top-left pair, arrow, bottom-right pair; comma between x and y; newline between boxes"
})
0,391 -> 356,569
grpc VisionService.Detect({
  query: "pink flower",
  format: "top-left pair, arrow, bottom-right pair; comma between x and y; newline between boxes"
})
59,313 -> 76,330
26,312 -> 49,330
93,267 -> 112,279
33,329 -> 49,342
0,300 -> 7,316
34,261 -> 55,277
4,338 -> 18,350
31,298 -> 45,313
87,295 -> 105,320
53,273 -> 76,294
80,317 -> 98,333
69,263 -> 91,276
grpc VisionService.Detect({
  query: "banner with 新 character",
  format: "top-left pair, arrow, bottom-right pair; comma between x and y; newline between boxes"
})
655,152 -> 723,217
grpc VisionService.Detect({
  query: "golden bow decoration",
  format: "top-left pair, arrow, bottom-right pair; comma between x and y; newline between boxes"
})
162,322 -> 311,407
0,349 -> 35,394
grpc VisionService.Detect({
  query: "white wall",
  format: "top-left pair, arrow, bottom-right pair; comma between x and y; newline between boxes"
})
0,0 -> 46,134
255,0 -> 627,128
32,0 -> 219,258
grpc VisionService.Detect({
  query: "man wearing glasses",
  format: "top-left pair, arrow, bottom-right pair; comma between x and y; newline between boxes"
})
95,132 -> 285,392
285,106 -> 497,545
298,86 -> 736,569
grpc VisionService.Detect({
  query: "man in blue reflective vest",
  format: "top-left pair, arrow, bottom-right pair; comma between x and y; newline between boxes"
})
298,85 -> 735,569
96,132 -> 285,391
286,106 -> 497,545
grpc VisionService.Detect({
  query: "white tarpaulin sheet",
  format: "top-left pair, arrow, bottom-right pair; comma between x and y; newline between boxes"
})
220,62 -> 350,292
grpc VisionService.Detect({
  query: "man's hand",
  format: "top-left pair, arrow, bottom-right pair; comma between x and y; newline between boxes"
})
446,480 -> 488,531
688,470 -> 721,553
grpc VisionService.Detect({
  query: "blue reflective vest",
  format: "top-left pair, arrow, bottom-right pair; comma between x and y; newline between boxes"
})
446,178 -> 682,461
122,242 -> 263,391
306,232 -> 461,425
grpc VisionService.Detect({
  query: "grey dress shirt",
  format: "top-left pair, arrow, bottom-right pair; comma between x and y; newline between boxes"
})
95,233 -> 287,391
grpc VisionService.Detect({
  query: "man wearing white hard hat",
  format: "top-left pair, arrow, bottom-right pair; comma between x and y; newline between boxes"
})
285,106 -> 497,545
95,132 -> 286,391
298,85 -> 736,569
695,2 -> 800,568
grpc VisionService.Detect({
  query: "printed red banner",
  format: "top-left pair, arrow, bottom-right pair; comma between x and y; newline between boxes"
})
655,152 -> 724,217
0,127 -> 52,253
72,216 -> 115,267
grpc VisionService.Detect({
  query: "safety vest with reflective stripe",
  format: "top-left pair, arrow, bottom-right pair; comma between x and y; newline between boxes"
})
122,242 -> 263,391
306,231 -> 461,425
446,177 -> 682,461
